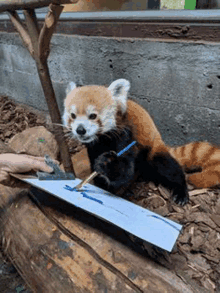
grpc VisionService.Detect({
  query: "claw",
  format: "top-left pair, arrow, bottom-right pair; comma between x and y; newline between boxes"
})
172,188 -> 189,206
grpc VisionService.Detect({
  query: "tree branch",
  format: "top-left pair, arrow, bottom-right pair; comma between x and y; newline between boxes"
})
7,1 -> 76,174
8,11 -> 34,57
0,0 -> 78,13
39,3 -> 63,62
23,9 -> 39,57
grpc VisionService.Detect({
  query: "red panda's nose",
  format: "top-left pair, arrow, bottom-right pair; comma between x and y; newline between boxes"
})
76,125 -> 86,135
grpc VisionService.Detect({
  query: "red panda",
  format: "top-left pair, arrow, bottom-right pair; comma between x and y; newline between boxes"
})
62,79 -> 218,205
126,98 -> 220,189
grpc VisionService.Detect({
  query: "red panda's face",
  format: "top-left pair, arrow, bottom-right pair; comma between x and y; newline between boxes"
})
63,79 -> 130,144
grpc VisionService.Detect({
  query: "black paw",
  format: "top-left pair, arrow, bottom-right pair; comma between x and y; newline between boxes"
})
93,174 -> 110,190
94,151 -> 119,179
172,188 -> 189,206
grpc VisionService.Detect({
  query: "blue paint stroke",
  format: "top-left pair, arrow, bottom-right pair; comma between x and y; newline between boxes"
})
64,185 -> 75,191
149,215 -> 181,232
64,185 -> 103,204
64,185 -> 110,195
81,191 -> 103,205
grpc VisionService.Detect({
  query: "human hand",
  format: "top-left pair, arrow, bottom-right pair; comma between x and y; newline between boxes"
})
0,154 -> 58,185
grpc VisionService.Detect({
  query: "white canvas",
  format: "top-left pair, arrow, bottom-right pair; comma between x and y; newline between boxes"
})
12,174 -> 182,252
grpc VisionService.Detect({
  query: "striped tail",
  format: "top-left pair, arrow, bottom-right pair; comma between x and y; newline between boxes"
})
169,142 -> 220,188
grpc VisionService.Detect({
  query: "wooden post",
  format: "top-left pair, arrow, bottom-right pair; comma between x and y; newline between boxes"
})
8,4 -> 75,174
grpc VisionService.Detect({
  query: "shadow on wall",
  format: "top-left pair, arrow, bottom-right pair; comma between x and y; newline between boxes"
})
63,0 -> 160,12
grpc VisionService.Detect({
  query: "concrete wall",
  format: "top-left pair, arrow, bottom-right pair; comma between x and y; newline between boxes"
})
0,32 -> 220,146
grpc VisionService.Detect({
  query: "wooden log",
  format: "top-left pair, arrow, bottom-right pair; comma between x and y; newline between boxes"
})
0,187 -> 195,293
0,0 -> 78,13
0,142 -> 194,293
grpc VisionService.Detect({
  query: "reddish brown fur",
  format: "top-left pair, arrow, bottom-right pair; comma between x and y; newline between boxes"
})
170,143 -> 220,188
64,85 -> 114,115
97,118 -> 103,128
127,100 -> 220,189
127,100 -> 169,159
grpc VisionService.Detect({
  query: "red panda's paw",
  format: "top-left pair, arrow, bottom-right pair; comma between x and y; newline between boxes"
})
93,174 -> 111,190
172,187 -> 189,206
94,151 -> 121,181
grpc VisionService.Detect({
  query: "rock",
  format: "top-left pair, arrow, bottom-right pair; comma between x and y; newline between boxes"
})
8,126 -> 59,160
0,140 -> 15,154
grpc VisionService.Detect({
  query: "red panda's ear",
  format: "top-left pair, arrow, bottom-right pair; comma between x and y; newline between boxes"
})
108,79 -> 130,113
66,81 -> 77,96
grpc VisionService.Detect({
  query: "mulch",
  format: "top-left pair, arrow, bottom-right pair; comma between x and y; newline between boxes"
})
129,182 -> 220,292
0,95 -> 219,292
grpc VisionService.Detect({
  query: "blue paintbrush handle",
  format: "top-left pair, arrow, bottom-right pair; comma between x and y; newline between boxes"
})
117,141 -> 136,156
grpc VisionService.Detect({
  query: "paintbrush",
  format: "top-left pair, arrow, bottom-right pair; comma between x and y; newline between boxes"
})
75,141 -> 137,190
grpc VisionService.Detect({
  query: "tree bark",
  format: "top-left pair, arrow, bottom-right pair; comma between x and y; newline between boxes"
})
37,60 -> 74,173
8,4 -> 75,174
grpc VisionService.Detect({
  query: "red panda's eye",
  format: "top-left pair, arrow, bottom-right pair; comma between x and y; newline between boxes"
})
89,113 -> 97,120
71,113 -> 76,119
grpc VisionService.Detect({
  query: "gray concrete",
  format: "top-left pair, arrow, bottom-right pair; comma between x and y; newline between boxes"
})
2,9 -> 220,21
0,32 -> 220,146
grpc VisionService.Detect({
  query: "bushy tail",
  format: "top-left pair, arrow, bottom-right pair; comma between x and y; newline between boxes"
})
169,142 -> 220,188
126,99 -> 220,189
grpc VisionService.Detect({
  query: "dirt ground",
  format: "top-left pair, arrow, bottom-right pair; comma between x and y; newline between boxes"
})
0,95 -> 220,292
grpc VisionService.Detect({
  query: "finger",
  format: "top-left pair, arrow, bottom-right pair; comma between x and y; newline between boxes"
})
32,160 -> 54,173
20,155 -> 48,162
20,154 -> 46,161
18,156 -> 59,172
30,156 -> 60,166
40,165 -> 54,173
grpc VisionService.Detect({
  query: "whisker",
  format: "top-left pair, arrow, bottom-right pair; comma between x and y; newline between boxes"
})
64,132 -> 75,139
64,133 -> 71,138
94,135 -> 99,144
102,132 -> 112,140
48,122 -> 72,131
110,131 -> 120,140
